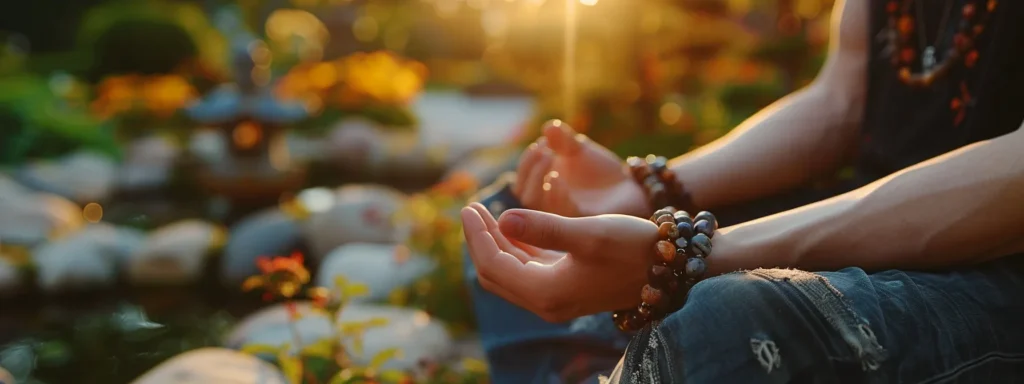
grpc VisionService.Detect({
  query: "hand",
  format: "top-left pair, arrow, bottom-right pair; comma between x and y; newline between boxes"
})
460,202 -> 659,322
514,120 -> 650,218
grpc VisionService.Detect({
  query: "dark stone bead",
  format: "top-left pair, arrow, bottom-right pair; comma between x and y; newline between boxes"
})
675,246 -> 689,260
691,233 -> 712,257
694,220 -> 715,238
648,264 -> 674,288
648,156 -> 668,172
651,209 -> 674,222
685,257 -> 707,278
676,221 -> 694,239
637,303 -> 653,319
670,251 -> 688,271
673,236 -> 689,250
658,222 -> 680,239
963,3 -> 976,19
613,310 -> 636,331
655,213 -> 675,225
694,211 -> 717,228
673,210 -> 691,222
666,278 -> 679,294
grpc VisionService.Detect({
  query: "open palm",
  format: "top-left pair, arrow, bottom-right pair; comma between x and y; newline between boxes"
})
514,121 -> 650,218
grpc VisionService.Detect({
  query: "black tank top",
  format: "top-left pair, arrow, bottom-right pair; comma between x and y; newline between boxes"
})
857,0 -> 1024,179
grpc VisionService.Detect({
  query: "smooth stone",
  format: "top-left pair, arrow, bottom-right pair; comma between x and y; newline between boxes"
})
0,192 -> 83,247
228,302 -> 453,371
301,185 -> 410,260
130,348 -> 286,384
0,366 -> 13,384
325,118 -> 385,169
315,243 -> 436,302
126,220 -> 224,285
221,208 -> 302,287
15,151 -> 117,203
118,135 -> 180,191
32,225 -> 122,293
188,129 -> 228,164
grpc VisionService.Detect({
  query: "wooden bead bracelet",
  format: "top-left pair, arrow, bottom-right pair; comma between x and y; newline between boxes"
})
626,155 -> 696,215
613,207 -> 718,332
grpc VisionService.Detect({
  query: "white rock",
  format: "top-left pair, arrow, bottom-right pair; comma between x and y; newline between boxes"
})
228,303 -> 453,371
126,220 -> 224,285
221,208 -> 302,286
130,347 -> 287,384
315,243 -> 435,302
300,185 -> 409,260
32,226 -> 121,293
0,192 -> 83,246
188,129 -> 228,164
118,135 -> 181,191
15,151 -> 117,203
0,366 -> 13,384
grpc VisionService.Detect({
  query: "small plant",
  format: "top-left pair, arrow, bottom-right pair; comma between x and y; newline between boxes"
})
241,252 -> 406,384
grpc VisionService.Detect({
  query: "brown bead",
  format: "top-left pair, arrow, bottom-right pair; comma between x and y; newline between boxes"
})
655,240 -> 677,263
651,209 -> 674,221
658,221 -> 680,239
886,1 -> 898,14
641,284 -> 667,308
962,4 -> 976,20
897,16 -> 914,35
649,264 -> 674,288
988,0 -> 997,12
658,168 -> 677,183
951,97 -> 963,111
965,50 -> 979,68
954,33 -> 971,52
900,48 -> 916,64
973,24 -> 984,36
655,213 -> 674,225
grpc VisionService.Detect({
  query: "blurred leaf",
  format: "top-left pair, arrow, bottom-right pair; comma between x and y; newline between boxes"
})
328,368 -> 363,384
277,348 -> 303,384
351,336 -> 364,356
241,343 -> 281,356
333,276 -> 348,291
342,283 -> 370,299
369,348 -> 400,370
379,370 -> 406,383
300,339 -> 335,359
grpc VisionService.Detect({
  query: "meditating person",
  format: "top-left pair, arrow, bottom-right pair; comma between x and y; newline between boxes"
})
461,0 -> 1024,382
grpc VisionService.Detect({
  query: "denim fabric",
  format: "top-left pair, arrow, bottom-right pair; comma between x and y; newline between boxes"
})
464,173 -> 631,384
616,258 -> 1024,383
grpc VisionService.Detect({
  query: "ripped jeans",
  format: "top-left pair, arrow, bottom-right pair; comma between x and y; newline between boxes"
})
466,174 -> 1024,383
610,261 -> 1024,383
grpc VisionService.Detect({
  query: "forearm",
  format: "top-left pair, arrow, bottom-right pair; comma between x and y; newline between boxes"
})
711,127 -> 1024,275
670,83 -> 863,210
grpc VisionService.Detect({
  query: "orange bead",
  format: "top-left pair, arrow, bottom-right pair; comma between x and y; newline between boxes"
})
962,4 -> 976,19
951,97 -> 963,111
655,240 -> 676,263
898,67 -> 912,82
658,221 -> 679,239
886,1 -> 898,13
973,24 -> 984,36
898,16 -> 915,35
988,0 -> 998,12
965,50 -> 979,68
641,284 -> 667,308
900,48 -> 916,64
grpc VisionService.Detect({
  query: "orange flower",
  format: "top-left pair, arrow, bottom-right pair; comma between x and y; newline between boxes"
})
243,251 -> 311,301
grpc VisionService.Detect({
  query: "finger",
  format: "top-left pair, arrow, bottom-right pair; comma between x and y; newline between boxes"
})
461,207 -> 559,306
519,149 -> 554,209
470,202 -> 563,263
498,209 -> 593,253
513,142 -> 544,198
543,120 -> 583,157
541,172 -> 579,217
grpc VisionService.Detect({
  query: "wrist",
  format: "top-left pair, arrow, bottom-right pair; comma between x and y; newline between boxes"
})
708,220 -> 800,276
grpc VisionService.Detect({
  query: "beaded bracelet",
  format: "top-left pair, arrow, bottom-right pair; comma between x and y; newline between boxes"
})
612,207 -> 718,332
626,155 -> 695,215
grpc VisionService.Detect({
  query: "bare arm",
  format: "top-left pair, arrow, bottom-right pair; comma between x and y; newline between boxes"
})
711,124 -> 1024,275
671,0 -> 869,210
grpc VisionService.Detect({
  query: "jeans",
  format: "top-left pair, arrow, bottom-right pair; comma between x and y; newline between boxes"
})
465,174 -> 1024,383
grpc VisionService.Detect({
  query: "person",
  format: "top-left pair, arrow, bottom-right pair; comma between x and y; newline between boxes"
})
461,0 -> 1024,382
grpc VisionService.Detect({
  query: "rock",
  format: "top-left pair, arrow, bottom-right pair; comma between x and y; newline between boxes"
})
221,208 -> 303,286
78,224 -> 148,267
15,151 -> 117,203
315,243 -> 435,302
0,366 -> 14,384
300,185 -> 409,260
325,119 -> 387,171
188,129 -> 228,164
130,347 -> 286,384
0,173 -> 30,199
0,192 -> 83,247
32,225 -> 121,293
228,302 -> 453,371
126,220 -> 226,285
118,135 -> 181,191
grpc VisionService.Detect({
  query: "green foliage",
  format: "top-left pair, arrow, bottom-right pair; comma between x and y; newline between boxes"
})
0,304 -> 233,384
0,75 -> 120,166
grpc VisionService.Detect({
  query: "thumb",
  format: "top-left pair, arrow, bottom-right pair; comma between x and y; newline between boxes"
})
498,209 -> 589,252
542,120 -> 583,157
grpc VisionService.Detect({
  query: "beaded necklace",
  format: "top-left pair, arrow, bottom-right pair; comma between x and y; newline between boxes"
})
886,0 -> 998,125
